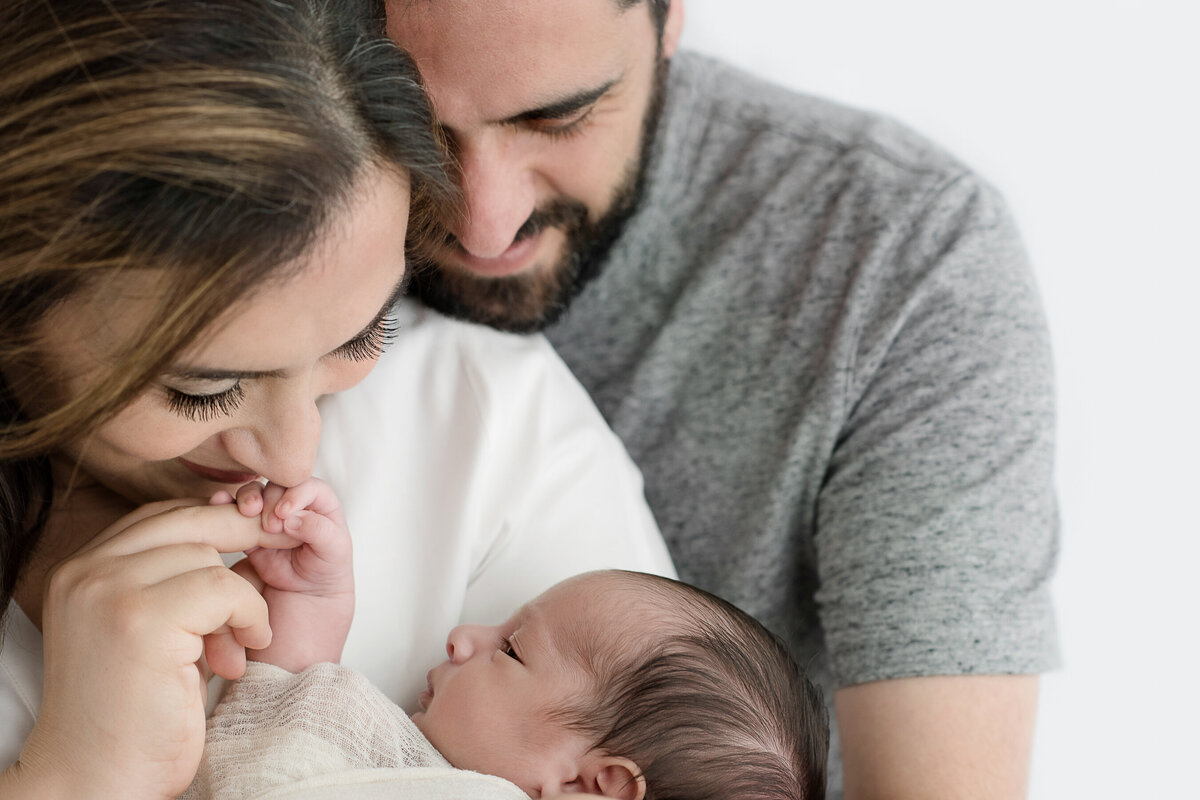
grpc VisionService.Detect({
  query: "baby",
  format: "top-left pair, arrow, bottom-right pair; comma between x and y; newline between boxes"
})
182,479 -> 828,800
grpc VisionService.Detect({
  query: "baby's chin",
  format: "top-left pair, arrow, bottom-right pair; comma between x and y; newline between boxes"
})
409,709 -> 436,744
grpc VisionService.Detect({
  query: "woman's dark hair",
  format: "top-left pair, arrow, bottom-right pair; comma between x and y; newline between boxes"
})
554,571 -> 829,800
0,0 -> 453,625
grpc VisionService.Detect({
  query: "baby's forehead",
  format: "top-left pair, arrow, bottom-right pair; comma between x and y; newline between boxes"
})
540,571 -> 661,615
537,573 -> 681,651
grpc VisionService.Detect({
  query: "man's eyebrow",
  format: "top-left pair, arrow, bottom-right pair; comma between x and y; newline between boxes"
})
500,79 -> 620,124
163,271 -> 410,383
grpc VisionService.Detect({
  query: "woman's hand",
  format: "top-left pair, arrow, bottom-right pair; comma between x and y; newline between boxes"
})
11,500 -> 297,800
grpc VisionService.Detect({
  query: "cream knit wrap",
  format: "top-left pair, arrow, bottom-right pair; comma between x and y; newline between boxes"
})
178,662 -> 526,800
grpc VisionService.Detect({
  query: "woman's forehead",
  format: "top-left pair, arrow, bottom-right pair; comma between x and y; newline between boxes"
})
47,169 -> 411,374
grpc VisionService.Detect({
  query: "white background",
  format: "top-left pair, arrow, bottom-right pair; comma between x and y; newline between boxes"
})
682,2 -> 1199,797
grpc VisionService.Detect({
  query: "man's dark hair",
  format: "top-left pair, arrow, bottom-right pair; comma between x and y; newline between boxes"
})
617,0 -> 670,34
555,571 -> 829,800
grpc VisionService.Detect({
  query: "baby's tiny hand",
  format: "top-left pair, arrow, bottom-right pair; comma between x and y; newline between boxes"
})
221,478 -> 354,671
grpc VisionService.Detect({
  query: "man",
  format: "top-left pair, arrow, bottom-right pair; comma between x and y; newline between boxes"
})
386,2 -> 1059,797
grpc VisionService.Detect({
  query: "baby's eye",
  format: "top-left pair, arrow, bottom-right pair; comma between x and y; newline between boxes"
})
502,639 -> 521,662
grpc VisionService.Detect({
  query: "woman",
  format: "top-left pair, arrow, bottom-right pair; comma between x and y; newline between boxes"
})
0,1 -> 672,797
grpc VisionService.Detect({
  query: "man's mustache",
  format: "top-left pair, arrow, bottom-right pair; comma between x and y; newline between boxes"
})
438,198 -> 590,251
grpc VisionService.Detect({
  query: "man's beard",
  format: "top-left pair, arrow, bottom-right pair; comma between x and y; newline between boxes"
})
408,57 -> 669,334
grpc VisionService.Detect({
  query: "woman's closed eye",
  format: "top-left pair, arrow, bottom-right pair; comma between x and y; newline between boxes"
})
330,313 -> 396,363
160,314 -> 396,422
164,382 -> 246,423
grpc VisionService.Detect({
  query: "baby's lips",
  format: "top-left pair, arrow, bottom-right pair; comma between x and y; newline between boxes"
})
417,671 -> 435,709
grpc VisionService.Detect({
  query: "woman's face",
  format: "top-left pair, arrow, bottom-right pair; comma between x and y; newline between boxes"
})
35,168 -> 411,505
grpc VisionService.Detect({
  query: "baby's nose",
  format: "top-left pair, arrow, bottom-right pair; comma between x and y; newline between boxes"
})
445,624 -> 488,663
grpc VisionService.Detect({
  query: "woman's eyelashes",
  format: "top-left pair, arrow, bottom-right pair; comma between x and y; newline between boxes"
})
332,314 -> 397,363
161,315 -> 398,421
164,383 -> 246,423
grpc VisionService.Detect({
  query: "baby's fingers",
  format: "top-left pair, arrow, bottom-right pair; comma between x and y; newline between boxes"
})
258,483 -> 289,534
282,509 -> 352,564
272,478 -> 341,520
234,481 -> 265,519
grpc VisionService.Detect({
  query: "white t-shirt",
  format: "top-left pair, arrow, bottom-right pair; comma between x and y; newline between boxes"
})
0,300 -> 674,770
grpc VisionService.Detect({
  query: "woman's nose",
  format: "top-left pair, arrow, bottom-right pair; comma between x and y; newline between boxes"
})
223,384 -> 323,488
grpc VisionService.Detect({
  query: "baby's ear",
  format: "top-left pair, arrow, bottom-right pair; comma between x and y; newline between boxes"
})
571,756 -> 645,800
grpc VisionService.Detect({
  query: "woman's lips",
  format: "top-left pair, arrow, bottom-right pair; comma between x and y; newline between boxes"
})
177,458 -> 258,484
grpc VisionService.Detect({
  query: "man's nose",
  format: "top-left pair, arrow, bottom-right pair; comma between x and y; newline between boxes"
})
452,133 -> 537,259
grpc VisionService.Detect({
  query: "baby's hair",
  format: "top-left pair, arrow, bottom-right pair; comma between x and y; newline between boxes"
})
553,571 -> 828,800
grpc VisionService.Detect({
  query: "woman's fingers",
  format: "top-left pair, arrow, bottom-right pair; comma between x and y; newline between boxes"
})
204,626 -> 249,681
63,540 -> 229,588
143,564 -> 273,659
96,503 -> 298,558
230,556 -> 266,594
70,497 -> 205,556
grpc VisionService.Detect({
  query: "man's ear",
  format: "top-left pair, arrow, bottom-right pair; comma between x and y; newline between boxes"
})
562,755 -> 646,800
660,0 -> 685,59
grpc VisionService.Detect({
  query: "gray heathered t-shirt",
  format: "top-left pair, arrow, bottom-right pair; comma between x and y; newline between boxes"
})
544,52 -> 1059,797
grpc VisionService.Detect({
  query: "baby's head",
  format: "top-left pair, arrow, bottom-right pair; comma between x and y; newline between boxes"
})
411,570 -> 828,799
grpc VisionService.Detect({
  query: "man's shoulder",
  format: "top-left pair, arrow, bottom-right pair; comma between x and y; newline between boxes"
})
668,51 -> 975,197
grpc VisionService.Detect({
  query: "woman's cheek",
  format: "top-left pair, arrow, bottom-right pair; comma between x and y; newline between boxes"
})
91,395 -> 223,461
323,356 -> 380,395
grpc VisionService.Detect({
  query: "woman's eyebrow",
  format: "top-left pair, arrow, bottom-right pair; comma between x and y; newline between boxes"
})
161,365 -> 285,382
163,272 -> 410,382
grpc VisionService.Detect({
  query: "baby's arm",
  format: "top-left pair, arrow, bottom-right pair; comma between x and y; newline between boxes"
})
225,479 -> 355,672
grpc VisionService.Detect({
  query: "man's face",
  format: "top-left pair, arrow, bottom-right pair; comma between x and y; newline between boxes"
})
387,0 -> 682,332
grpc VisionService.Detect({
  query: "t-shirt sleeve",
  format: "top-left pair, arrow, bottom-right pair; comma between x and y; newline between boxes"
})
814,174 -> 1060,686
456,332 -> 677,625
